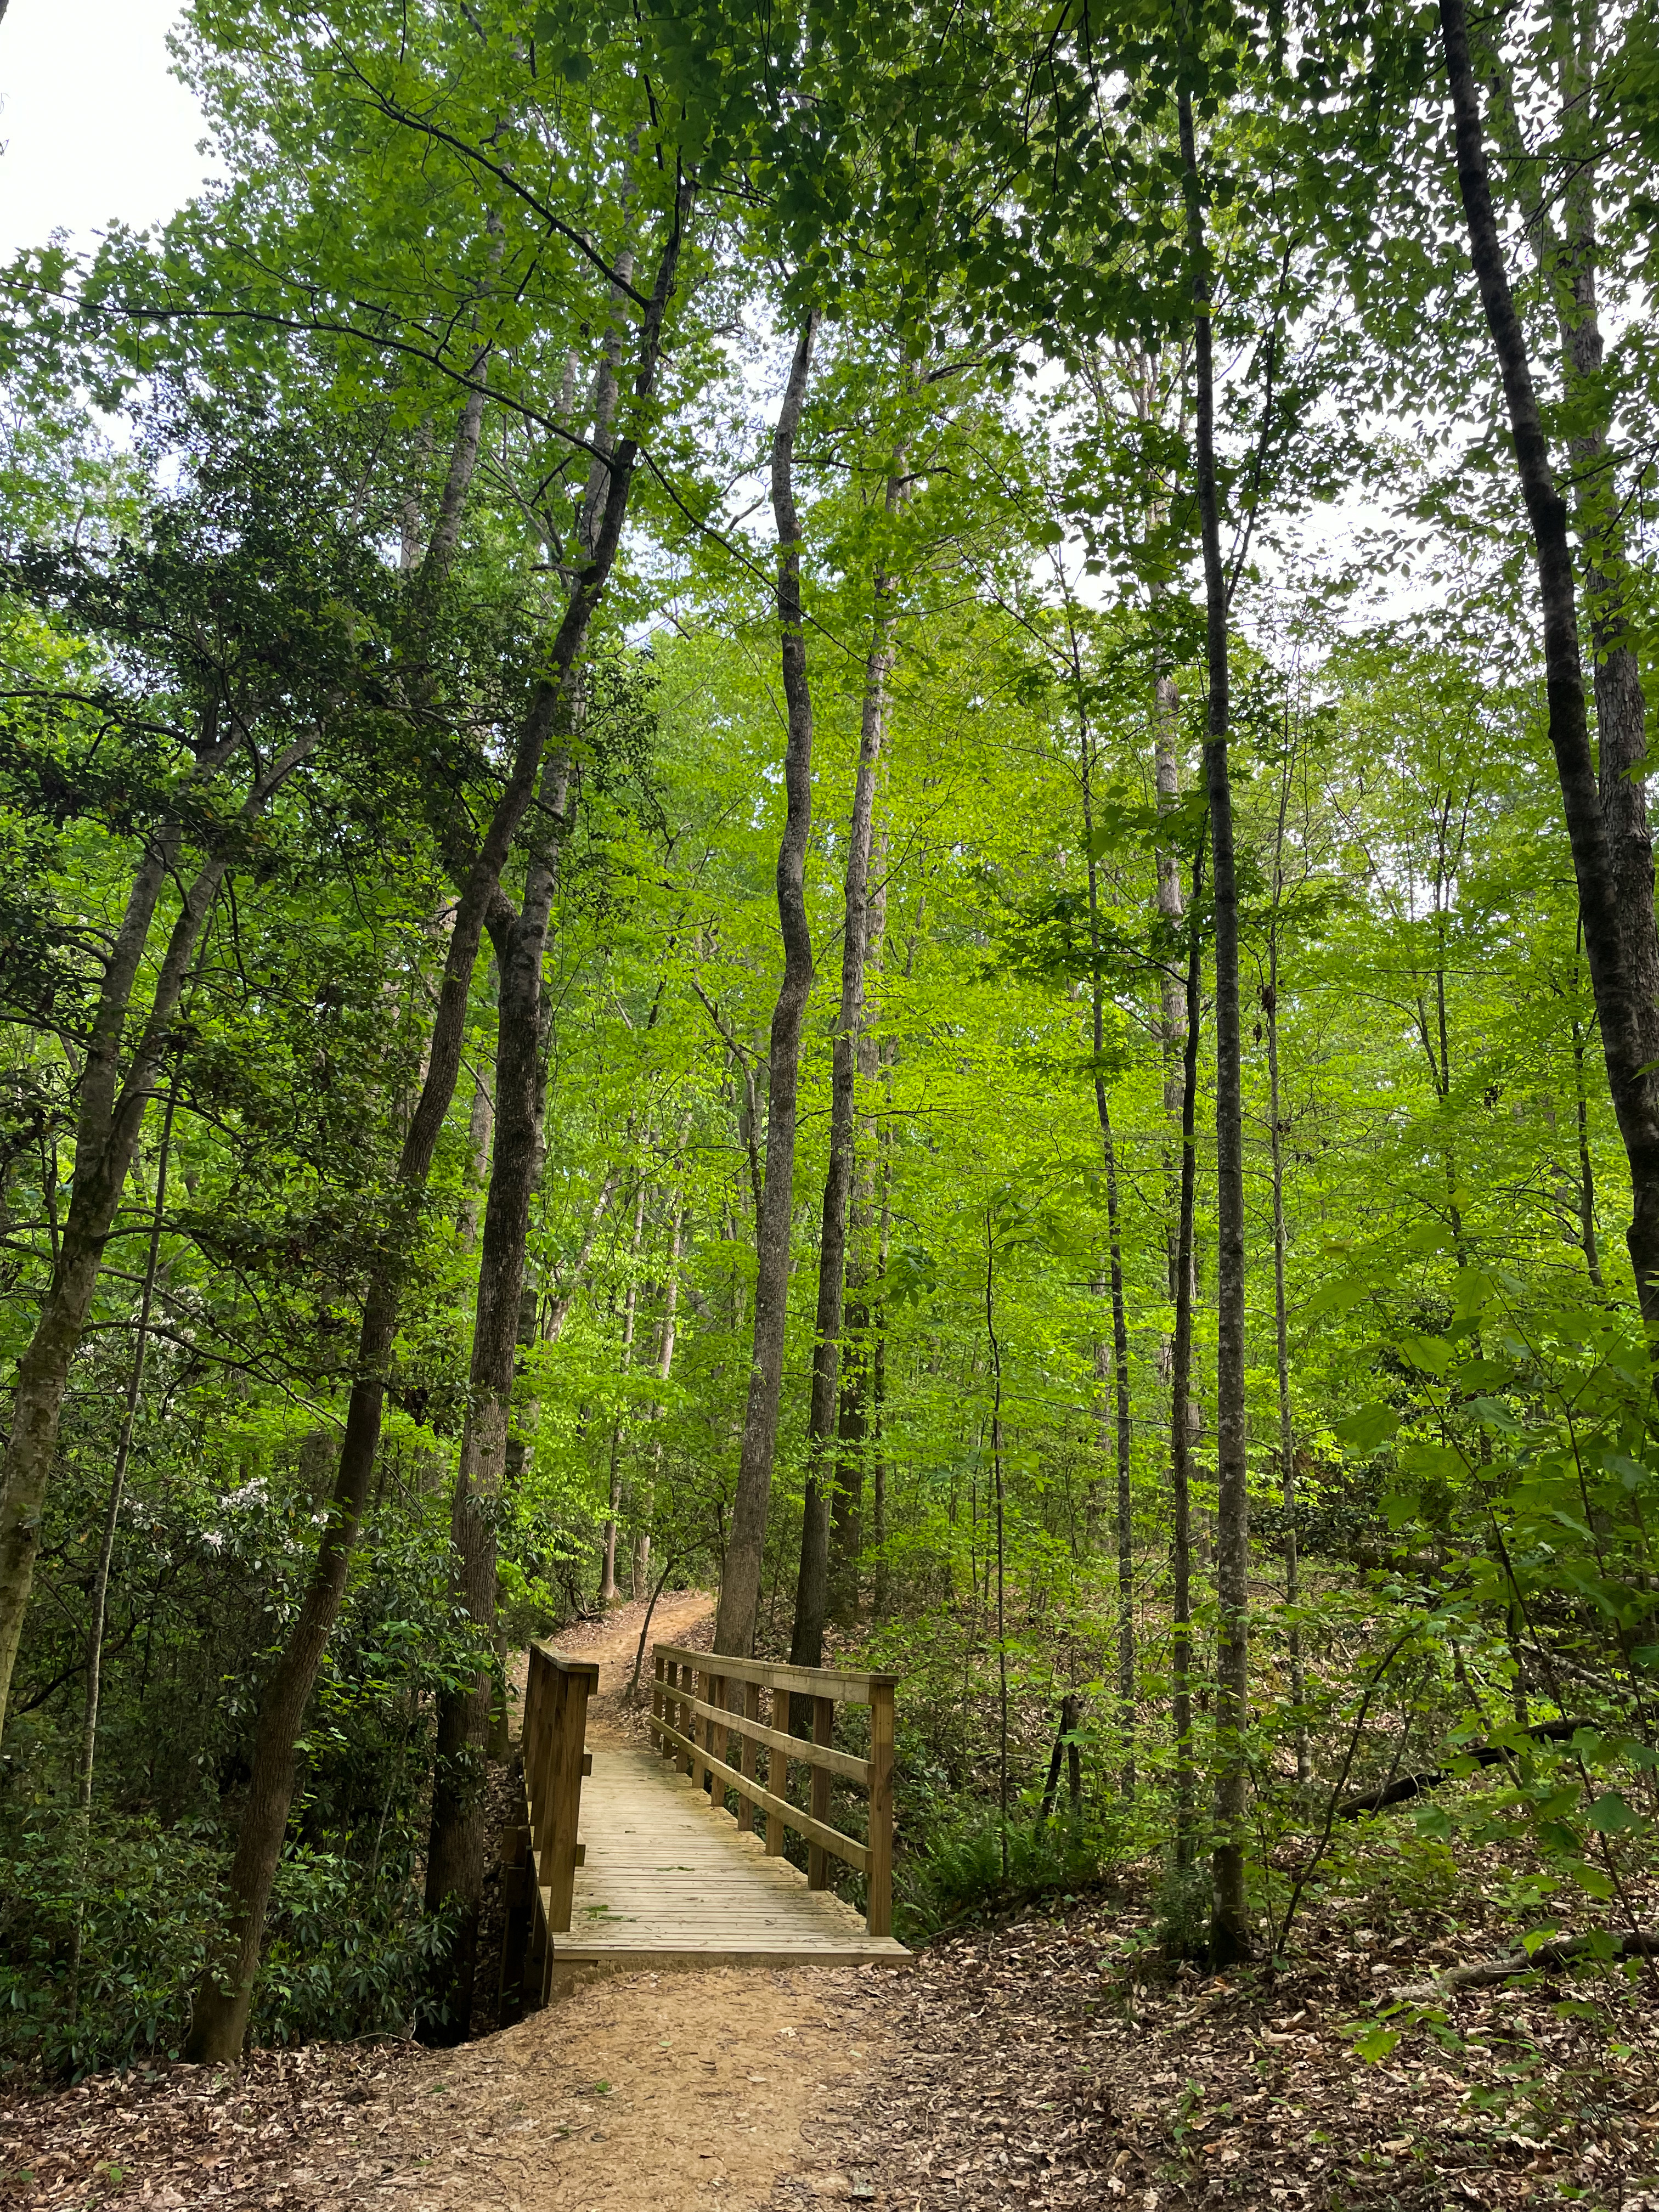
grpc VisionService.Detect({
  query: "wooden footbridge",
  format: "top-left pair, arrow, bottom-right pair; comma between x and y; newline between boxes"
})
498,1640 -> 909,2008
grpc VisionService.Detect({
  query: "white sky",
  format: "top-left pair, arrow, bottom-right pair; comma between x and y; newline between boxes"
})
0,0 -> 213,259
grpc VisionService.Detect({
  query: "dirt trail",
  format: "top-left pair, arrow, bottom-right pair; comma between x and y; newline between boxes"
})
353,1966 -> 890,2212
366,1591 -> 889,2212
514,1586 -> 718,1748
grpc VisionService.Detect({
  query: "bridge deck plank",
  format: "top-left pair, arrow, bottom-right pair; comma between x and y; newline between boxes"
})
546,1746 -> 911,1968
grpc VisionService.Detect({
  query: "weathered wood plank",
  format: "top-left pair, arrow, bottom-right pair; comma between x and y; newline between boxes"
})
652,1643 -> 898,1705
667,1685 -> 872,1786
648,1716 -> 870,1874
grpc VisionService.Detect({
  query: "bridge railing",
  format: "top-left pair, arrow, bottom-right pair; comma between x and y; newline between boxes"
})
499,1644 -> 597,2016
648,1642 -> 897,1939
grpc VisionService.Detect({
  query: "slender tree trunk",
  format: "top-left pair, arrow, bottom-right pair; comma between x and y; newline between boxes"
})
789,474 -> 902,1689
1074,689 -> 1135,1788
1265,857 -> 1308,1783
1180,88 -> 1251,1965
870,1108 -> 893,1622
1440,0 -> 1659,1327
1573,1010 -> 1605,1290
985,1212 -> 1009,1881
424,784 -> 571,2038
0,820 -> 243,1739
68,1077 -> 178,2007
635,1178 -> 686,1595
601,1179 -> 648,1603
712,308 -> 823,1661
186,189 -> 689,2063
1170,843 -> 1205,1869
830,820 -> 889,1629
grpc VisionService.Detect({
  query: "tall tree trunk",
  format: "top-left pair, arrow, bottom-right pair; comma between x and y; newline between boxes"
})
186,188 -> 689,2063
870,1096 -> 894,1622
789,467 -> 902,1690
68,1076 -> 178,2008
1180,86 -> 1251,1967
830,820 -> 889,1629
1573,1005 -> 1605,1290
601,1178 -> 649,1603
712,308 -> 823,1661
424,777 -> 569,2039
1074,673 -> 1135,1789
1439,0 -> 1659,1325
1263,766 -> 1308,1784
1169,842 -> 1205,1869
635,1181 -> 686,1595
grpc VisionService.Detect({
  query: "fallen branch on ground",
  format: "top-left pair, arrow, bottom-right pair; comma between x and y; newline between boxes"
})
1392,1929 -> 1659,2001
1335,1718 -> 1588,1818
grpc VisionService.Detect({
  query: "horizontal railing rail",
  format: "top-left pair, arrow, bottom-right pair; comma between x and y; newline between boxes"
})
648,1641 -> 896,1938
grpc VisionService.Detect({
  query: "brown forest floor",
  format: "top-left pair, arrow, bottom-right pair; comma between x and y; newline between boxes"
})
5,1593 -> 1658,2211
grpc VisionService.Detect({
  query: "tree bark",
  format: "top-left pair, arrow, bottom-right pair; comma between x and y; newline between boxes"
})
67,1075 -> 179,2008
712,308 -> 823,1661
1264,786 -> 1309,1783
1169,842 -> 1205,1867
1074,668 -> 1135,1790
1180,87 -> 1251,1965
423,780 -> 569,2039
1440,0 -> 1659,1327
601,1178 -> 649,1603
635,1181 -> 686,1595
789,465 -> 903,1688
829,819 -> 889,1629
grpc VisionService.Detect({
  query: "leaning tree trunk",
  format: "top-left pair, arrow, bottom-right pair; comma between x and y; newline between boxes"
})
185,190 -> 690,2063
422,787 -> 569,2041
0,707 -> 308,1741
421,186 -> 694,2036
712,307 -> 823,1661
1438,0 -> 1659,1325
789,468 -> 903,1694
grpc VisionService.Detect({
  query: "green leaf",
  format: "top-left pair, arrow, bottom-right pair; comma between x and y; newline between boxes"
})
1469,1396 -> 1523,1436
1584,1791 -> 1643,1836
1305,1274 -> 1373,1319
1347,2022 -> 1402,2064
1396,1332 -> 1452,1377
1454,1356 -> 1511,1391
1452,1268 -> 1495,1322
1568,1861 -> 1616,1900
1333,1403 -> 1400,1452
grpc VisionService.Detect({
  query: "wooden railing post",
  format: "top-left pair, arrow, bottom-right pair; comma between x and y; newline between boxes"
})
737,1679 -> 761,1833
652,1651 -> 665,1747
672,1663 -> 690,1778
706,1671 -> 725,1803
766,1687 -> 787,1856
544,1656 -> 598,1932
808,1696 -> 834,1888
867,1680 -> 895,1937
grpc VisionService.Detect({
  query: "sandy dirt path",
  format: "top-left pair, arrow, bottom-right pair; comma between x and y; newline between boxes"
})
359,1594 -> 891,2211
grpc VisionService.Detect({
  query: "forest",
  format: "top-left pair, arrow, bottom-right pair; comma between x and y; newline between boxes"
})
1,0 -> 1658,2197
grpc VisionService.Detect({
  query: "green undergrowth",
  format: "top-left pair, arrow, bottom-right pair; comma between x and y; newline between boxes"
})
0,1810 -> 454,2081
897,1807 -> 1121,1940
